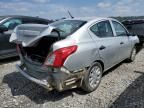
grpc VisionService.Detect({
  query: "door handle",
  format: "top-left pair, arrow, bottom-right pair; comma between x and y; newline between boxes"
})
120,42 -> 124,44
99,45 -> 106,50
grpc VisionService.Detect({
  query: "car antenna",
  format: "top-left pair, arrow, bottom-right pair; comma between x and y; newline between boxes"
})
68,11 -> 74,19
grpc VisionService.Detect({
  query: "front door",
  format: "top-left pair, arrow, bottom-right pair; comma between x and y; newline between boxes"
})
111,20 -> 132,60
0,18 -> 22,56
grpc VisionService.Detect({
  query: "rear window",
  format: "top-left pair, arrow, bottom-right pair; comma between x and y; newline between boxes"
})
50,20 -> 87,37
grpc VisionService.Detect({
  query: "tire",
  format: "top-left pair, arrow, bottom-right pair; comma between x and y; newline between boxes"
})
128,47 -> 136,62
81,62 -> 103,93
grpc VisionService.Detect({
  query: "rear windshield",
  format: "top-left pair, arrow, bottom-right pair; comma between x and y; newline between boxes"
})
50,20 -> 87,37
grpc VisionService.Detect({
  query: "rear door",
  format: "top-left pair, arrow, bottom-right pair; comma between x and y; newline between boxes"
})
0,18 -> 22,56
111,20 -> 132,60
89,20 -> 122,70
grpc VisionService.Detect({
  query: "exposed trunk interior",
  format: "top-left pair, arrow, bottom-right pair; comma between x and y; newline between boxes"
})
20,36 -> 59,63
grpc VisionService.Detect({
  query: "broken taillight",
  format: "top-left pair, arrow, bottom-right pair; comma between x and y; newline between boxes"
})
44,45 -> 77,68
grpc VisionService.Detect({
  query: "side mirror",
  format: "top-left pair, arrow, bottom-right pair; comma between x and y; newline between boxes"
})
0,25 -> 8,33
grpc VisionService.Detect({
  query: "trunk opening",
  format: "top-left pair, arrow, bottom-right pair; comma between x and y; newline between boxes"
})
20,36 -> 59,63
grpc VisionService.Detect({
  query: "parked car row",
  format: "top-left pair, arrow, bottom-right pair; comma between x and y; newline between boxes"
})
10,17 -> 139,92
122,19 -> 144,44
0,15 -> 52,59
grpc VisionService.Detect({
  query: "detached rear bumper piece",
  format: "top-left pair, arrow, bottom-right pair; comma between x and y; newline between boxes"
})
16,64 -> 53,91
16,63 -> 85,91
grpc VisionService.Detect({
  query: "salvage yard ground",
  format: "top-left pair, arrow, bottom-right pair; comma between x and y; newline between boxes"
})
0,46 -> 144,108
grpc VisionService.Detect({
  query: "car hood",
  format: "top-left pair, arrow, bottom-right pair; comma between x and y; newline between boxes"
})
10,24 -> 58,47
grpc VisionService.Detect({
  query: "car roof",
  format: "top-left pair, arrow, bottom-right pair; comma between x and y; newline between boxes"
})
64,17 -> 115,22
0,15 -> 50,22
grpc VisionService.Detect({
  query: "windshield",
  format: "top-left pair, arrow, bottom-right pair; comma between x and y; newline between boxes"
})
50,20 -> 87,37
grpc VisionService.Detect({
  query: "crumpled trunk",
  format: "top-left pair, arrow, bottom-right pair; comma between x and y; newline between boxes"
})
10,24 -> 59,63
10,24 -> 58,47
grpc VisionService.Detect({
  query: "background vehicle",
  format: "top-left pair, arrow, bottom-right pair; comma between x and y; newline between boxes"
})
122,19 -> 144,44
0,15 -> 52,59
10,17 -> 139,92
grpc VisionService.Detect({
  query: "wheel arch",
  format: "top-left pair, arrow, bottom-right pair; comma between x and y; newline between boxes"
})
94,60 -> 104,72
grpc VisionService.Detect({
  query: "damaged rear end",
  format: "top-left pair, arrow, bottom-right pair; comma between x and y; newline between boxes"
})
10,22 -> 86,91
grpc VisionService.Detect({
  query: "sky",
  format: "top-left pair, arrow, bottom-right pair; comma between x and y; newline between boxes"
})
0,0 -> 143,20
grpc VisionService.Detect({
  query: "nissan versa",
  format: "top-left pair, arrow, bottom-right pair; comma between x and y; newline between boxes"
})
10,17 -> 139,92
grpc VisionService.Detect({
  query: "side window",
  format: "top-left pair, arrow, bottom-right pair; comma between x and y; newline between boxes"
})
3,19 -> 22,30
112,21 -> 127,36
90,20 -> 114,38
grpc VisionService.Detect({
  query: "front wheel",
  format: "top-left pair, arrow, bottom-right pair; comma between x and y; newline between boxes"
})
128,47 -> 136,62
81,62 -> 103,93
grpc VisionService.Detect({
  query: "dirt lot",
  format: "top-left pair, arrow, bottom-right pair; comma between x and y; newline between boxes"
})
0,47 -> 144,108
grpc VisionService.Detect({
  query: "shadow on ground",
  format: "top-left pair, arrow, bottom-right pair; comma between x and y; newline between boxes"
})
2,59 -> 131,105
110,71 -> 144,108
2,72 -> 84,104
0,56 -> 19,65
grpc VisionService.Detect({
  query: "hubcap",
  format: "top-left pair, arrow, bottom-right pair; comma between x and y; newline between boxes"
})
89,66 -> 101,89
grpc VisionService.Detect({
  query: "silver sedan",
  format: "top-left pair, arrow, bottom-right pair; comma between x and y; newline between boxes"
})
10,17 -> 139,92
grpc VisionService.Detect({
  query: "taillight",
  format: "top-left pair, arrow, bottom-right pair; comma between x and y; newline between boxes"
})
44,45 -> 77,67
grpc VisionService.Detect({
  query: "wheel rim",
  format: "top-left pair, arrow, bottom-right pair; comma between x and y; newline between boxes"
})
131,48 -> 136,61
89,65 -> 101,89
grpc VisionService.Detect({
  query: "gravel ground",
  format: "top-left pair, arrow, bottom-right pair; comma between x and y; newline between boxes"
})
0,47 -> 144,108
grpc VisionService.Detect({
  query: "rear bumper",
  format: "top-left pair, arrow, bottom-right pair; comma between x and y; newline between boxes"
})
16,63 -> 84,91
16,64 -> 53,91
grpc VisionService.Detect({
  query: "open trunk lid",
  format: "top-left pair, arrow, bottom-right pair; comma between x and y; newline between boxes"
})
10,24 -> 59,47
10,24 -> 61,64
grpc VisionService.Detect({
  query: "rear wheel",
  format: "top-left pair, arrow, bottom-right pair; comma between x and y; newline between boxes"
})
81,62 -> 102,93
